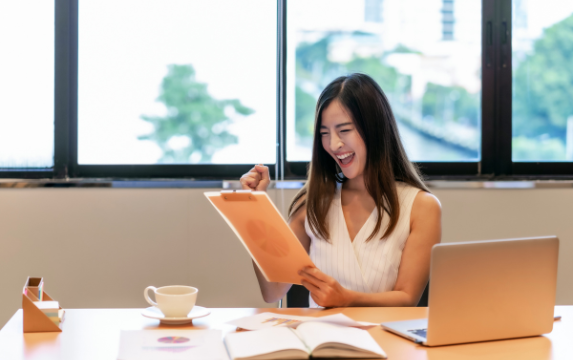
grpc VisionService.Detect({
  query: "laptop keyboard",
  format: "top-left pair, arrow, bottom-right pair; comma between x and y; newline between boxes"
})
408,328 -> 428,339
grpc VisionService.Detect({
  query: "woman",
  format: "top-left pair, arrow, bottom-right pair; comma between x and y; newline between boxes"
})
241,73 -> 441,307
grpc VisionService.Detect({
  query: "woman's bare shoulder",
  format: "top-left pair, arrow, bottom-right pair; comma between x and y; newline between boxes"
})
410,191 -> 441,229
413,191 -> 441,211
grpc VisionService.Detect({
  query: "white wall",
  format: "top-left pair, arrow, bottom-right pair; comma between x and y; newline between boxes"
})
1,186 -> 571,328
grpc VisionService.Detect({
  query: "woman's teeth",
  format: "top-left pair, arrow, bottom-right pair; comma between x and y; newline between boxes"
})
336,152 -> 354,160
337,152 -> 354,165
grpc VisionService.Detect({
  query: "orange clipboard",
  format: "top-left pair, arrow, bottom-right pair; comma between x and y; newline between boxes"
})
205,190 -> 314,284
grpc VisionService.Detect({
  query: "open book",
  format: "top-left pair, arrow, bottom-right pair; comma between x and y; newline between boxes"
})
224,322 -> 387,360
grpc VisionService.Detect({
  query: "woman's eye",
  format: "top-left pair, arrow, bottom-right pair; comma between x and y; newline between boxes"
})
320,132 -> 328,136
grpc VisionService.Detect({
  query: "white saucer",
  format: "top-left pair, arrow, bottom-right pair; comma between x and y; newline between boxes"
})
141,306 -> 211,325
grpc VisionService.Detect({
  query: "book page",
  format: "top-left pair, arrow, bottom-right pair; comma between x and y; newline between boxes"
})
295,322 -> 386,358
224,327 -> 308,360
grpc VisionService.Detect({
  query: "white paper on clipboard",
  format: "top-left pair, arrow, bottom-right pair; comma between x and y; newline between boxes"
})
204,190 -> 315,284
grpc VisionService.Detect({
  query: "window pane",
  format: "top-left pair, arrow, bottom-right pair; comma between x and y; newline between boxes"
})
512,0 -> 573,161
0,1 -> 54,168
287,0 -> 481,162
78,0 -> 276,165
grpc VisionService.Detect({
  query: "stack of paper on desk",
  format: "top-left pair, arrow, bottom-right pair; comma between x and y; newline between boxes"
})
224,322 -> 387,360
226,312 -> 377,330
33,301 -> 64,326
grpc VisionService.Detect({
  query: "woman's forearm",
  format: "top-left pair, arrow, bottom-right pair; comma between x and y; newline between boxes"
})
252,261 -> 292,303
347,289 -> 419,307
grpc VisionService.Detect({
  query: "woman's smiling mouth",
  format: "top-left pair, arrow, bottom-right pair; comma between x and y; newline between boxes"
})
336,152 -> 355,166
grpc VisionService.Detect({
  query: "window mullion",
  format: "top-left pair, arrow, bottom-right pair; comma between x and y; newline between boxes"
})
495,0 -> 513,176
54,0 -> 78,179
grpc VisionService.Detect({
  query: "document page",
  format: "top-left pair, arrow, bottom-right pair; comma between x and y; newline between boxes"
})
226,312 -> 377,330
118,329 -> 228,360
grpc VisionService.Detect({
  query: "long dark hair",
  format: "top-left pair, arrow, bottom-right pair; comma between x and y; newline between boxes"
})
289,73 -> 429,242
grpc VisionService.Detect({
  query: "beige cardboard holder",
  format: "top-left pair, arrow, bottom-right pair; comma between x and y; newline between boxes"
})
22,277 -> 64,333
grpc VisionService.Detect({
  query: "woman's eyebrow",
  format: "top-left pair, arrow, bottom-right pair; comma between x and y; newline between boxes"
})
320,122 -> 353,129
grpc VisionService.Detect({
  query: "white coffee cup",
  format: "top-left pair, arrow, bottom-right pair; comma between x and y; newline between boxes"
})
144,285 -> 198,318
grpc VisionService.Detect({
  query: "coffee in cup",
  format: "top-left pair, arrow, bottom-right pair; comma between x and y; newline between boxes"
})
144,285 -> 198,318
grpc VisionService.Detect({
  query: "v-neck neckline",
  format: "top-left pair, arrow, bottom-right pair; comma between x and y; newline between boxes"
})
338,187 -> 377,244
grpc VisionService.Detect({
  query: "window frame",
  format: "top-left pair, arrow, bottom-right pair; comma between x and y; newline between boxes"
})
1,0 -> 572,181
506,0 -> 573,176
67,0 -> 279,180
283,0 -> 495,179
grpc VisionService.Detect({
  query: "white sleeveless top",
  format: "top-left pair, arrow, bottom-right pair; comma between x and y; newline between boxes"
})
304,182 -> 421,308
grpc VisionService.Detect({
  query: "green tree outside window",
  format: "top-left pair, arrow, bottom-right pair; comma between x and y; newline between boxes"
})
140,64 -> 254,163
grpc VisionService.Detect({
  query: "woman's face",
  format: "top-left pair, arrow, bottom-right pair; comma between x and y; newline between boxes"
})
320,99 -> 367,179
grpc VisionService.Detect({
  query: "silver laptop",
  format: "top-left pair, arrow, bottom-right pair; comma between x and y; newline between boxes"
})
381,236 -> 559,346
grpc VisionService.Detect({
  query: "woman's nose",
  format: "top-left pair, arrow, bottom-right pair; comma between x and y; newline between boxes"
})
330,135 -> 343,151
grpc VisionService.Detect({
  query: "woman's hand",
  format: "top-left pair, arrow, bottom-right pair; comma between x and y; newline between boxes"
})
240,164 -> 271,191
299,267 -> 353,307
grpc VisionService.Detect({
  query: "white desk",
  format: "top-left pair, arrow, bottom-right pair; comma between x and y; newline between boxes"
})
1,306 -> 571,360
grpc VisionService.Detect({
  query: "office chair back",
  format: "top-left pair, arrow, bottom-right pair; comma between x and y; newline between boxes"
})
417,282 -> 429,307
286,285 -> 309,307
